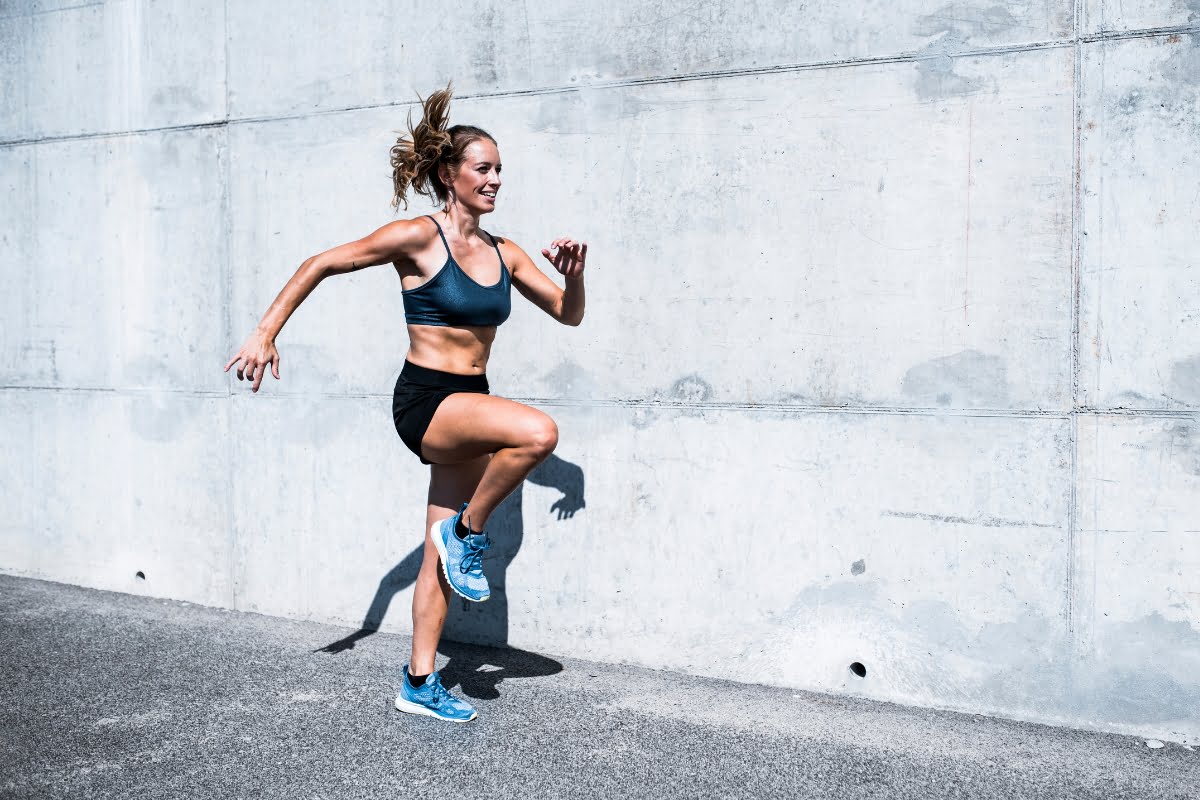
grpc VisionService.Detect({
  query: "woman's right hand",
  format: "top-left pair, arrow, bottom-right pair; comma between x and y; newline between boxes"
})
224,332 -> 281,393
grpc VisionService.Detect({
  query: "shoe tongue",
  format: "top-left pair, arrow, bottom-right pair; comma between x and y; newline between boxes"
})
465,532 -> 490,548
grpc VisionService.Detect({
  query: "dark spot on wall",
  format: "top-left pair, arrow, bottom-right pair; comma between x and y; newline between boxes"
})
1158,36 -> 1200,88
631,407 -> 660,430
910,5 -> 1016,99
541,360 -> 595,399
901,349 -> 1009,408
1115,90 -> 1142,115
669,375 -> 713,403
150,85 -> 205,112
914,50 -> 984,100
851,559 -> 866,576
1164,420 -> 1200,477
1169,354 -> 1200,406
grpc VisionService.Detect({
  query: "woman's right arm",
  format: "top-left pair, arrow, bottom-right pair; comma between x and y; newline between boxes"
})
225,219 -> 426,392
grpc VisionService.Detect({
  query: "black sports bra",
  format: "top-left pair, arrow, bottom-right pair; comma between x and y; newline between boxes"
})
401,216 -> 512,327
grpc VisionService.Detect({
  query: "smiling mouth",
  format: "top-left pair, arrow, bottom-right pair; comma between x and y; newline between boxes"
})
481,191 -> 497,198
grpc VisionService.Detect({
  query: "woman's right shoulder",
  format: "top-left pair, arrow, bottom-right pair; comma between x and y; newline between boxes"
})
363,215 -> 439,258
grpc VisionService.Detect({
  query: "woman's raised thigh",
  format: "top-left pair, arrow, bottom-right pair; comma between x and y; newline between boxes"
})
421,393 -> 557,465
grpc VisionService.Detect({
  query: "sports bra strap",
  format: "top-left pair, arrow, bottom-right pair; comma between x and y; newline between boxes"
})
426,215 -> 452,258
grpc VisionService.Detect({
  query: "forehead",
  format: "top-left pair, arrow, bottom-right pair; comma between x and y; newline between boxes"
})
463,138 -> 501,164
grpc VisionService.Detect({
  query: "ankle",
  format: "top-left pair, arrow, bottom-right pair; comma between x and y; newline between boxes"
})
455,507 -> 486,540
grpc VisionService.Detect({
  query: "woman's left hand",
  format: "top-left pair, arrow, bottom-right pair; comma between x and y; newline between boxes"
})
541,239 -> 587,279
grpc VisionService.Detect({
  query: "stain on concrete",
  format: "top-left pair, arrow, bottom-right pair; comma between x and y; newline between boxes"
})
1068,613 -> 1200,724
914,50 -> 984,101
913,4 -> 1021,41
882,509 -> 1057,529
851,559 -> 866,576
541,359 -> 596,399
469,6 -> 500,87
1158,34 -> 1200,87
1168,354 -> 1200,406
1164,420 -> 1200,477
900,349 -> 1008,408
1115,89 -> 1143,116
668,374 -> 713,403
630,406 -> 660,430
1107,390 -> 1155,409
150,85 -> 205,112
911,5 -> 1017,100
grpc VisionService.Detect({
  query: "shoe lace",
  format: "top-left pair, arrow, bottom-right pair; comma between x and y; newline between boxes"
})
427,676 -> 453,707
458,535 -> 491,575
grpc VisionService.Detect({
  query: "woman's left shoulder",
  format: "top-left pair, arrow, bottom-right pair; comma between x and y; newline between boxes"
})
492,235 -> 531,266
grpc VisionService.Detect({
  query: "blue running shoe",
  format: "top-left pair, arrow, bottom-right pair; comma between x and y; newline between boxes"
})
431,503 -> 491,602
394,667 -> 477,722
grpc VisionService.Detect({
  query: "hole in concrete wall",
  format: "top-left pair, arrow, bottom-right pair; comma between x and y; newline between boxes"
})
135,571 -> 146,581
849,662 -> 867,678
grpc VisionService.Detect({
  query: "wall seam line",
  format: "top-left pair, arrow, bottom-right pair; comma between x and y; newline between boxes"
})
220,0 -> 239,615
1066,0 -> 1084,660
3,385 -> 1194,418
4,24 -> 1199,149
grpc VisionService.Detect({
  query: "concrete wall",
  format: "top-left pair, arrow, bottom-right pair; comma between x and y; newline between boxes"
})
3,0 -> 1198,744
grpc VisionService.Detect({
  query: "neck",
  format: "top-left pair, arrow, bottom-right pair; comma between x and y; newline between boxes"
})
441,203 -> 483,240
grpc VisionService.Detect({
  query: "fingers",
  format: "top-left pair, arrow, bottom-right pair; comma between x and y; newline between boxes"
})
225,351 -> 280,391
542,238 -> 588,277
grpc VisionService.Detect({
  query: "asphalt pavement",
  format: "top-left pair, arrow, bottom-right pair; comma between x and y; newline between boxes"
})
1,574 -> 1196,799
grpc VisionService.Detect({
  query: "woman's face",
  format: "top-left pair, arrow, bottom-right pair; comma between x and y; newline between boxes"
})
448,138 -> 502,215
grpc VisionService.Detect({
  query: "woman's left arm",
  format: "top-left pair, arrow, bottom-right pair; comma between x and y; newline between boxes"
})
503,238 -> 587,326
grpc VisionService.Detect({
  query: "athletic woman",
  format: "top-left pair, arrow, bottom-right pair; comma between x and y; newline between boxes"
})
224,86 -> 587,723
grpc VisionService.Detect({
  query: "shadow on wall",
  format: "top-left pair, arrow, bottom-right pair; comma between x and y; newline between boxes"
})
316,453 -> 584,697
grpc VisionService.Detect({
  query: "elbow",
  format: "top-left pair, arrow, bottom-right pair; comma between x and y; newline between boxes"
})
561,309 -> 584,327
301,256 -> 329,283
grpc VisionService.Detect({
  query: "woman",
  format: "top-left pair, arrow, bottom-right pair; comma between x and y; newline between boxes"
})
224,86 -> 587,723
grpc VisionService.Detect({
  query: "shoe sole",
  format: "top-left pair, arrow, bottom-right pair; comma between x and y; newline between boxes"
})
394,695 -> 477,722
430,518 -> 490,603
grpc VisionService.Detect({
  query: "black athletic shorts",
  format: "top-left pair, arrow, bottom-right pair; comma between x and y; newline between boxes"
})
392,360 -> 489,465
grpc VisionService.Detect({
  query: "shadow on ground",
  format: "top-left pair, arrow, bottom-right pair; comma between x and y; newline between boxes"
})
315,454 -> 583,696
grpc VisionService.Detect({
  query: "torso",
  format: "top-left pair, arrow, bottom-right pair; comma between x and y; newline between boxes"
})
392,215 -> 511,375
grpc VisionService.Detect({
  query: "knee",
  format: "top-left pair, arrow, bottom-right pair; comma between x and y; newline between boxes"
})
524,415 -> 558,459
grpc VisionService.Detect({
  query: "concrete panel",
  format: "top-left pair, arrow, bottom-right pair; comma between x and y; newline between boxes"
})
1083,0 -> 1200,34
229,48 -> 1074,408
0,14 -> 31,137
0,0 -> 225,142
0,389 -> 234,606
1074,414 -> 1200,742
226,0 -> 1072,119
1079,35 -> 1200,410
0,144 -> 35,377
0,129 -> 229,392
228,392 -> 428,625
226,389 -> 1075,721
497,405 -> 1073,723
225,112 -> 405,398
